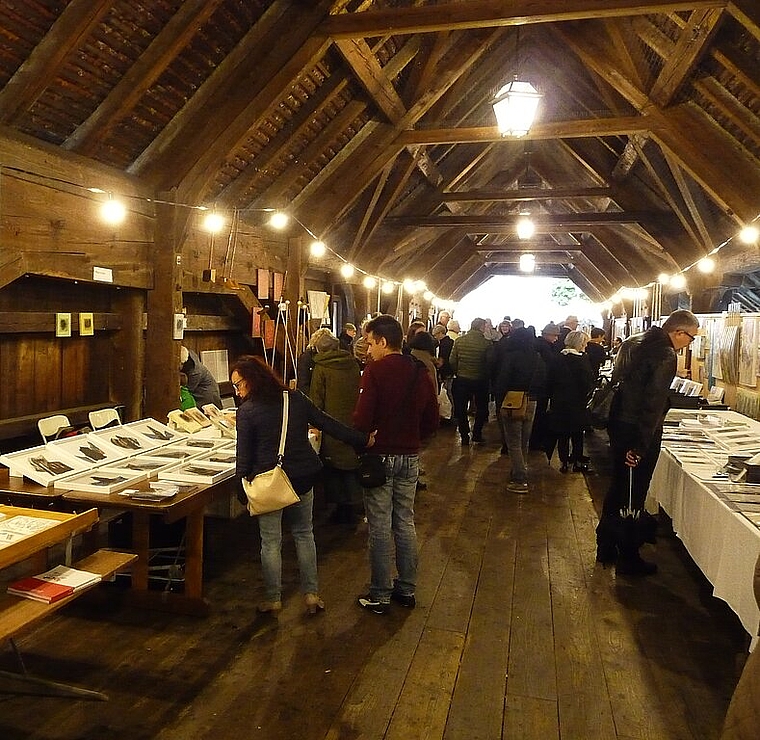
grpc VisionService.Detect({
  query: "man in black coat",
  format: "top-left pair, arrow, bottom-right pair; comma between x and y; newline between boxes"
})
596,309 -> 699,575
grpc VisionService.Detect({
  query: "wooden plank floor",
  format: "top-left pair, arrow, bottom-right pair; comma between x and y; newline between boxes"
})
0,421 -> 748,740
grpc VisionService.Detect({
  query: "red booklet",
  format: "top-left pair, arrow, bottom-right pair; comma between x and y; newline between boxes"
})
7,577 -> 74,604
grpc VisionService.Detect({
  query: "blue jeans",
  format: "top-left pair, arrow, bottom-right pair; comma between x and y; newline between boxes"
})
257,489 -> 318,601
362,455 -> 419,602
503,401 -> 537,483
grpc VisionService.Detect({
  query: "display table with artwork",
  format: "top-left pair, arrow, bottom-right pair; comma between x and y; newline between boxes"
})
0,418 -> 238,615
651,409 -> 760,646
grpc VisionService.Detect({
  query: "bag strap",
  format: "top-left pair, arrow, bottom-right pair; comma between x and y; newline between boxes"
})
277,391 -> 289,462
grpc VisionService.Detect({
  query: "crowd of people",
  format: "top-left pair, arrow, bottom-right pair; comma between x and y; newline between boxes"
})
228,306 -> 701,622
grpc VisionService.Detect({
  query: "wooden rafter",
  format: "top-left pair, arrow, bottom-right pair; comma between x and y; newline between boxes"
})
441,186 -> 613,202
334,38 -> 407,122
322,1 -> 727,38
728,0 -> 760,42
0,0 -> 113,125
63,0 -> 226,157
661,151 -> 714,248
397,116 -> 653,145
386,212 -> 657,228
649,8 -> 724,106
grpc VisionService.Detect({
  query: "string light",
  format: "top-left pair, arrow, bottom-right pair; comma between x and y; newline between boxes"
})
382,280 -> 395,295
268,211 -> 289,230
740,225 -> 759,244
309,240 -> 326,258
100,196 -> 126,225
697,256 -> 715,273
340,263 -> 355,279
363,276 -> 377,289
202,212 -> 225,233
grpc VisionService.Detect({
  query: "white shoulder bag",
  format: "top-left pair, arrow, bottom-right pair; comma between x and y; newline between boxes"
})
241,391 -> 300,516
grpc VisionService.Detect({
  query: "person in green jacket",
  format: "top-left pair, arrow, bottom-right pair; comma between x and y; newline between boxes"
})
309,330 -> 362,525
449,318 -> 493,445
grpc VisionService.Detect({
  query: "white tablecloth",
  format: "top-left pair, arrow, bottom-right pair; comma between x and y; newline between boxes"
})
652,426 -> 760,645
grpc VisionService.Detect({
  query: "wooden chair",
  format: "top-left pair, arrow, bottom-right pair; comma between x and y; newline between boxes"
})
88,408 -> 122,430
37,415 -> 72,444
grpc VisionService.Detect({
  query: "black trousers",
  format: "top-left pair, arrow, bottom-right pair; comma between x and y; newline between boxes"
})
452,377 -> 489,440
598,424 -> 662,555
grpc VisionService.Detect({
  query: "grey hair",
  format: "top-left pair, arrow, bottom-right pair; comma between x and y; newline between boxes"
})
662,309 -> 699,333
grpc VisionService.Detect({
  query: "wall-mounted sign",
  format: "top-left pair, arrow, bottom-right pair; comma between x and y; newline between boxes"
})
93,266 -> 113,283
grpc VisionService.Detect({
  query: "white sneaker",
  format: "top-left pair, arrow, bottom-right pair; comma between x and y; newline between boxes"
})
507,481 -> 529,494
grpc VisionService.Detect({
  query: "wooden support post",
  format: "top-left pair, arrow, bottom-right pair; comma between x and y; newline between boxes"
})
145,195 -> 185,420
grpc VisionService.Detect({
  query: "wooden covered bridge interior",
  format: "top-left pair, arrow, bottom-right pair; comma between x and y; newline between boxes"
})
0,2 -> 757,738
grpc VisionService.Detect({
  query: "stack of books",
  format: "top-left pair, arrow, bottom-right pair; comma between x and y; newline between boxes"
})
7,564 -> 101,604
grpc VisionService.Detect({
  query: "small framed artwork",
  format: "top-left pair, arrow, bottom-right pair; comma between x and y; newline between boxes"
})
56,312 -> 71,338
173,313 -> 185,340
79,312 -> 94,336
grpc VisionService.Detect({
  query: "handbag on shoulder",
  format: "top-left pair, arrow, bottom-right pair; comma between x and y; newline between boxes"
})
241,391 -> 300,515
501,390 -> 528,419
587,378 -> 618,429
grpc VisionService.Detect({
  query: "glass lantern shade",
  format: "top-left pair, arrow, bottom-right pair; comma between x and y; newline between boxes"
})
492,79 -> 542,137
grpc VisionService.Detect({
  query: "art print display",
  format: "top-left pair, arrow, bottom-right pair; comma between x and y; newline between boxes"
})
126,418 -> 185,444
157,460 -> 234,485
739,317 -> 758,386
90,426 -> 167,454
0,445 -> 90,487
48,433 -> 128,467
53,467 -> 147,494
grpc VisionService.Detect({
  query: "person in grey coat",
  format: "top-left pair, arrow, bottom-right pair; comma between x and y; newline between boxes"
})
180,347 -> 222,409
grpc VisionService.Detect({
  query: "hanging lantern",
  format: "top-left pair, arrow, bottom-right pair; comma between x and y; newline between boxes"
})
492,79 -> 542,137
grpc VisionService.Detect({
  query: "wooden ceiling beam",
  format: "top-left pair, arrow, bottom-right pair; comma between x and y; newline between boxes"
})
558,21 -> 760,223
0,0 -> 113,125
386,212 -> 657,228
728,0 -> 760,42
441,186 -> 613,202
322,1 -> 726,38
397,116 -> 652,145
695,76 -> 760,146
650,104 -> 760,223
662,151 -> 714,248
334,38 -> 407,122
63,0 -> 225,157
649,8 -> 724,106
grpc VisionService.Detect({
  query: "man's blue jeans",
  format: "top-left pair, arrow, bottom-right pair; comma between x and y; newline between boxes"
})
257,489 -> 318,601
362,455 -> 419,602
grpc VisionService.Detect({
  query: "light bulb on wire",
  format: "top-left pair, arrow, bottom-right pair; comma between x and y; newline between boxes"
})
382,280 -> 395,294
340,263 -> 355,279
310,240 -> 326,258
363,276 -> 376,289
740,225 -> 759,244
669,274 -> 687,291
100,197 -> 127,225
268,211 -> 289,230
697,257 -> 715,273
202,212 -> 225,233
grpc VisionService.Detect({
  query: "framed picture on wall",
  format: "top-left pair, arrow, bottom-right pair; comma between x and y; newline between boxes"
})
55,312 -> 71,338
79,312 -> 94,336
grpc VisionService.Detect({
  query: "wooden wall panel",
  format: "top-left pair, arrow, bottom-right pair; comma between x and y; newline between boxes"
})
37,337 -> 64,413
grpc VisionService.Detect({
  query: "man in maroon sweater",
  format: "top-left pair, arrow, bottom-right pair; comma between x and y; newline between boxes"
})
353,314 -> 438,613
